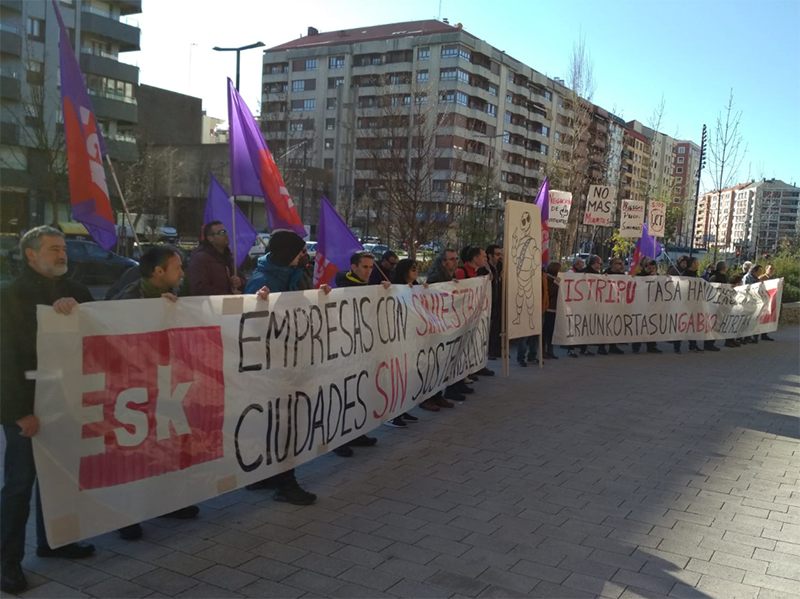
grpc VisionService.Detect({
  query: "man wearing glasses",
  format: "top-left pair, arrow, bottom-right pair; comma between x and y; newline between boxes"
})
188,221 -> 244,296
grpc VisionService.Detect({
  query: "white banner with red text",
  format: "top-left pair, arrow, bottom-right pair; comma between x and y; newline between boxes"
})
553,273 -> 782,345
33,278 -> 490,547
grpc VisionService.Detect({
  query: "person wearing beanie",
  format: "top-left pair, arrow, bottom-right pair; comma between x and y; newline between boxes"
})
243,230 -> 326,505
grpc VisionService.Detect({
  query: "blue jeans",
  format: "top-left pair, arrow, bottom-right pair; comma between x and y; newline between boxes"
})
517,336 -> 539,362
1,425 -> 48,563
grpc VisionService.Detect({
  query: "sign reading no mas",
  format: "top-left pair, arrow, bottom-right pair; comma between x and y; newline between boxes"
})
583,185 -> 617,226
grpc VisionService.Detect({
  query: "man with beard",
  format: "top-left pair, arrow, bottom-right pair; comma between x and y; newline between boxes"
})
1,227 -> 96,594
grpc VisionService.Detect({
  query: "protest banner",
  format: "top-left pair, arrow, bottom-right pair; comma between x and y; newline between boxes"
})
620,199 -> 645,238
547,190 -> 572,229
33,279 -> 491,547
553,273 -> 782,345
583,185 -> 617,226
504,201 -> 542,341
649,200 -> 666,237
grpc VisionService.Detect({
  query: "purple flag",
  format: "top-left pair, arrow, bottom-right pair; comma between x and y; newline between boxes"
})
534,177 -> 550,263
203,173 -> 259,268
227,79 -> 306,237
53,1 -> 116,250
313,197 -> 363,288
630,223 -> 663,271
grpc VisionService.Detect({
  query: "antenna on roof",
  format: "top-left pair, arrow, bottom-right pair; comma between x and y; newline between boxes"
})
438,0 -> 442,20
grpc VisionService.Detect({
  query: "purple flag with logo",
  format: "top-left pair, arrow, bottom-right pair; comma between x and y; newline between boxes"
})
53,1 -> 117,250
227,79 -> 306,237
534,177 -> 550,263
631,223 -> 663,270
203,173 -> 259,268
313,197 -> 363,288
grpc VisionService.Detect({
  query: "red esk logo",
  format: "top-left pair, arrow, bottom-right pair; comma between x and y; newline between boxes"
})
79,327 -> 225,490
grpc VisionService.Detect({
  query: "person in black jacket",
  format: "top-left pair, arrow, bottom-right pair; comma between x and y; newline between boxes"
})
0,227 -> 96,594
631,259 -> 663,354
598,257 -> 626,355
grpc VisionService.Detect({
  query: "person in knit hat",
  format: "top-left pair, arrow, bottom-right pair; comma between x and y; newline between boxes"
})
243,230 -> 329,505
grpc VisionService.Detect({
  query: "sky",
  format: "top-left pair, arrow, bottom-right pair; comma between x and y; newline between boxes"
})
123,0 -> 800,192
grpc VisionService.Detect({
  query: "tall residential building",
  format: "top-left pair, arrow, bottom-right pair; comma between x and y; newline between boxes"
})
0,0 -> 141,233
627,120 -> 676,204
731,179 -> 800,256
260,20 -> 578,230
672,140 -> 700,246
620,127 -> 650,202
695,183 -> 749,250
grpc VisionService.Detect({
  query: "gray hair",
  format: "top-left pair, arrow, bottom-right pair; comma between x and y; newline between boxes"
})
20,226 -> 64,256
742,261 -> 752,273
572,256 -> 585,269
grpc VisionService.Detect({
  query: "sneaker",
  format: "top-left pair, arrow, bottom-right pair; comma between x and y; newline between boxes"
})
350,435 -> 377,447
419,398 -> 440,412
402,413 -> 419,422
274,484 -> 316,506
609,346 -> 624,355
463,376 -> 476,384
118,524 -> 143,540
527,356 -> 539,364
647,347 -> 663,354
689,346 -> 704,353
443,388 -> 466,402
333,445 -> 353,457
724,340 -> 737,348
631,347 -> 640,354
36,542 -> 95,559
1,561 -> 27,594
567,350 -> 578,358
546,352 -> 559,360
475,367 -> 495,376
434,395 -> 454,408
597,348 -> 608,356
761,334 -> 775,341
162,506 -> 199,519
517,359 -> 528,367
385,417 -> 407,428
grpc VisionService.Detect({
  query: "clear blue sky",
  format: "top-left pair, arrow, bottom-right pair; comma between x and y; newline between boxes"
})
127,0 -> 800,191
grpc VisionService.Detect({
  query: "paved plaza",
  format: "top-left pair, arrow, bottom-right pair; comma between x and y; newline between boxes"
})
7,326 -> 800,599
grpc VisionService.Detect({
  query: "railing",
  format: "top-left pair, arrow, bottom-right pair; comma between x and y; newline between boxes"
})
80,45 -> 116,60
87,88 -> 137,104
0,22 -> 19,34
0,67 -> 20,78
106,132 -> 136,143
81,5 -> 139,27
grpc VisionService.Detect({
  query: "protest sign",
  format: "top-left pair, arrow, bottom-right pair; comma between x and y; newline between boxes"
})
553,273 -> 782,345
547,190 -> 572,229
649,200 -> 666,237
33,279 -> 490,547
504,201 -> 542,340
583,185 -> 617,226
620,199 -> 645,237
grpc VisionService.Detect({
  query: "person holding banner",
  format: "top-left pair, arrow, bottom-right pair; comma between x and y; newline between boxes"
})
485,244 -> 504,360
631,259 -> 663,354
597,258 -> 626,355
243,230 -> 324,504
454,247 -> 495,379
332,250 -> 387,455
686,258 -> 721,353
1,227 -> 96,594
369,250 -> 398,285
543,262 -> 561,360
188,221 -> 244,295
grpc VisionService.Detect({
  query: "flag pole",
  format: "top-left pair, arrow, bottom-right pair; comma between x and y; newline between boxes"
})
104,155 -> 141,251
229,196 -> 238,278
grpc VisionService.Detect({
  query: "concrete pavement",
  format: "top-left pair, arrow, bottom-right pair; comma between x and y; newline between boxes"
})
10,326 -> 800,598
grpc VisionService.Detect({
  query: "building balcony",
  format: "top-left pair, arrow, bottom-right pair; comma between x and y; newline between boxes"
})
0,74 -> 20,101
105,134 -> 139,162
81,8 -> 140,52
118,0 -> 143,15
80,51 -> 139,84
0,27 -> 21,56
0,121 -> 19,144
88,90 -> 138,123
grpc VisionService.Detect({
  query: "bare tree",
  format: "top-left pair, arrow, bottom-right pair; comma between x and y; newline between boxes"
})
546,33 -> 599,260
707,89 -> 747,261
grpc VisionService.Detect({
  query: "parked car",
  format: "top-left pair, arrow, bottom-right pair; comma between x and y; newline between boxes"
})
305,241 -> 317,261
363,243 -> 390,260
64,240 -> 139,286
248,233 -> 271,259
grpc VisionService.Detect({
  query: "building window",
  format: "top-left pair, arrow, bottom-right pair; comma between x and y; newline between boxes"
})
328,77 -> 344,88
457,69 -> 470,84
304,99 -> 315,111
504,113 -> 511,123
676,167 -> 683,173
544,90 -> 552,101
417,70 -> 428,83
555,131 -> 560,142
292,80 -> 305,92
486,103 -> 497,117
26,17 -> 44,40
508,71 -> 515,83
503,131 -> 510,143
677,177 -> 682,183
305,59 -> 317,71
324,138 -> 334,150
440,68 -> 456,81
677,156 -> 684,163
414,93 -> 428,105
541,125 -> 549,136
678,146 -> 685,153
456,91 -> 468,106
441,45 -> 458,58
540,144 -> 548,155
417,47 -> 430,61
439,90 -> 455,104
488,84 -> 497,96
326,118 -> 335,130
290,122 -> 304,131
459,47 -> 471,61
506,93 -> 513,104
324,158 -> 334,169
329,56 -> 344,69
327,97 -> 336,110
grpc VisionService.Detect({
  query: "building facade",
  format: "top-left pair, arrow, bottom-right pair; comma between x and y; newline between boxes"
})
0,0 -> 141,233
731,179 -> 800,257
672,140 -> 700,246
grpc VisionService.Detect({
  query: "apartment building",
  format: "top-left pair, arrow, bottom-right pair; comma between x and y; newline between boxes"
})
627,120 -> 676,204
695,183 -> 749,250
261,20 -> 578,230
0,0 -> 141,232
672,140 -> 700,245
730,179 -> 800,256
620,127 -> 649,202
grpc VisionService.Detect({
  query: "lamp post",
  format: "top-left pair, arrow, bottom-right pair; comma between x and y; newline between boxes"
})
689,124 -> 707,259
212,41 -> 265,91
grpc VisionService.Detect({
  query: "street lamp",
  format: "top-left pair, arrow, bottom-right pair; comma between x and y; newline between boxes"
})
212,41 -> 265,91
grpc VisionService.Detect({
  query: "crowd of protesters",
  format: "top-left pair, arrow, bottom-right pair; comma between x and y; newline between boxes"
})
0,225 -> 780,594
